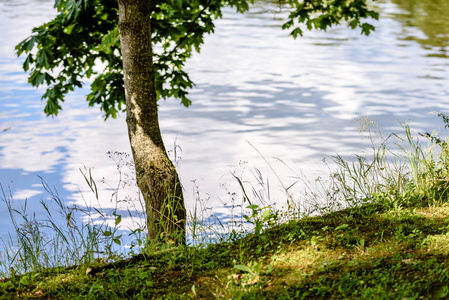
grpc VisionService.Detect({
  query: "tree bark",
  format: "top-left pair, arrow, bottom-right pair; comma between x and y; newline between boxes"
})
117,0 -> 186,245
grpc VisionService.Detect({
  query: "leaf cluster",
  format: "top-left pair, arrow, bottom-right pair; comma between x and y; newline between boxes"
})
16,0 -> 123,118
281,0 -> 379,38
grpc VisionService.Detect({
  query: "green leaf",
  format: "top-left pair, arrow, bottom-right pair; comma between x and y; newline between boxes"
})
247,204 -> 259,210
29,71 -> 46,87
282,20 -> 294,30
103,230 -> 112,237
234,265 -> 252,273
335,224 -> 349,231
255,222 -> 263,235
261,209 -> 272,220
361,23 -> 375,36
23,54 -> 33,71
180,96 -> 192,107
36,49 -> 51,69
24,36 -> 38,52
63,23 -> 77,35
45,73 -> 55,85
291,27 -> 303,39
44,100 -> 62,116
99,26 -> 119,53
19,276 -> 30,286
115,214 -> 122,226
349,19 -> 359,29
145,280 -> 154,287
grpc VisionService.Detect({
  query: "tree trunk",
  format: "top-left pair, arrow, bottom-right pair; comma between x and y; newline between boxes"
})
117,0 -> 186,245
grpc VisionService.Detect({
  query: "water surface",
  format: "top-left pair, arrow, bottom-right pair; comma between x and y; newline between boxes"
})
0,0 -> 448,241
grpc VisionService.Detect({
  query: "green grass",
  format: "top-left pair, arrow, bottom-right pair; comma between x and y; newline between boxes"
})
2,203 -> 449,299
2,115 -> 449,299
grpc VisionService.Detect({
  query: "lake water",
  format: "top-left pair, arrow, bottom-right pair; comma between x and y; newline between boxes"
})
0,0 -> 448,243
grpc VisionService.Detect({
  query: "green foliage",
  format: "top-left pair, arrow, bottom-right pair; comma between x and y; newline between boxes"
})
281,0 -> 379,38
16,0 -> 378,119
15,0 -> 251,118
243,204 -> 276,236
16,0 -> 123,118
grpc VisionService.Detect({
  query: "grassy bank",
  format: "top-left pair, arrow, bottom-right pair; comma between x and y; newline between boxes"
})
2,116 -> 449,299
2,202 -> 449,299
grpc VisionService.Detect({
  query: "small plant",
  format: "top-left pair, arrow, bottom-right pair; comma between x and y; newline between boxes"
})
243,204 -> 276,236
233,261 -> 263,286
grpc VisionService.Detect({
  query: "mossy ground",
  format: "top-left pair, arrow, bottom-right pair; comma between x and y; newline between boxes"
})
2,201 -> 449,299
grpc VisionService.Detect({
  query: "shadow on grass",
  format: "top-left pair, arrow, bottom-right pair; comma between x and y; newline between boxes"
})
3,202 -> 449,299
